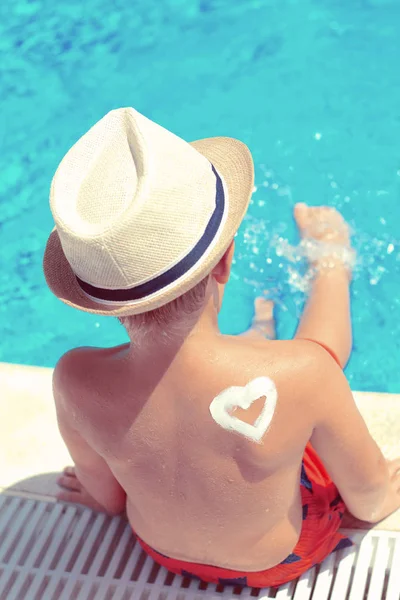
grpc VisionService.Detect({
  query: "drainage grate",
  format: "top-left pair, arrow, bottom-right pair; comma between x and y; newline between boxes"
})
0,495 -> 399,600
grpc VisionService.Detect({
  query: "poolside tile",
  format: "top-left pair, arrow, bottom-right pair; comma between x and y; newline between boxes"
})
0,362 -> 71,498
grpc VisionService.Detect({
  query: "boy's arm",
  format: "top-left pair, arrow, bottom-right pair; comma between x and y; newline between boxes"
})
306,343 -> 400,523
295,266 -> 352,368
53,359 -> 127,515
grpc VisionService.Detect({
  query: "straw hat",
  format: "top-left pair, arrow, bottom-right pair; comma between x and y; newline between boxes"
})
43,107 -> 254,316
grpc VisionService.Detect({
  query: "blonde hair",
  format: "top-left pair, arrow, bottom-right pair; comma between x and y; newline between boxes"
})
119,275 -> 210,341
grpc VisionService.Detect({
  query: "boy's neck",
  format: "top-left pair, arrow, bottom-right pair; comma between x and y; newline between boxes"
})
125,293 -> 222,357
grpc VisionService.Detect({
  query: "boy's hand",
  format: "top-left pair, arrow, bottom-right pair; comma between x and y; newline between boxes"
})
294,203 -> 355,276
341,459 -> 400,525
57,466 -> 112,514
373,458 -> 400,523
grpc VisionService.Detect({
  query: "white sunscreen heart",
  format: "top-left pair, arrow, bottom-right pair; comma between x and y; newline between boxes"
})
209,377 -> 277,444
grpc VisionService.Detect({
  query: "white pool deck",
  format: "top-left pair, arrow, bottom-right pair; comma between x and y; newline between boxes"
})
1,362 -> 400,599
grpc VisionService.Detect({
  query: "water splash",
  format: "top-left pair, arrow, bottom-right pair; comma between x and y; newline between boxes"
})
231,169 -> 400,333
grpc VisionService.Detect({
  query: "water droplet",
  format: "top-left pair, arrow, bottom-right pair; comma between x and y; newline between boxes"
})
278,186 -> 292,198
369,265 -> 386,286
95,323 -> 100,328
314,132 -> 322,140
387,243 -> 395,254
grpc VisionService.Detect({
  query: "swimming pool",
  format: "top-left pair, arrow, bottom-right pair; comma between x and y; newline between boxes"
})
1,0 -> 400,392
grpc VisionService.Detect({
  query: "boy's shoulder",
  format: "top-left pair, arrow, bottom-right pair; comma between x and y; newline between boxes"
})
53,344 -> 129,400
55,343 -> 129,371
228,337 -> 340,408
233,336 -> 336,374
270,338 -> 341,388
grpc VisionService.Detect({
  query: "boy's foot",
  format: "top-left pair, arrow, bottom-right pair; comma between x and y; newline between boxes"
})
294,203 -> 355,276
294,203 -> 351,246
243,298 -> 276,340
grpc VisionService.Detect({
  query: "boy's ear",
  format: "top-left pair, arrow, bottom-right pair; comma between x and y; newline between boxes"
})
212,240 -> 235,284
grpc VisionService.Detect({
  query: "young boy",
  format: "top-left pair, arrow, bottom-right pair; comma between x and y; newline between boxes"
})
44,107 -> 400,588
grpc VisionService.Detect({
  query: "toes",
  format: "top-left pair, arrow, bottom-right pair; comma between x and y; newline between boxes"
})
63,466 -> 76,476
254,298 -> 270,310
57,475 -> 81,491
294,203 -> 307,215
57,491 -> 76,503
294,203 -> 309,227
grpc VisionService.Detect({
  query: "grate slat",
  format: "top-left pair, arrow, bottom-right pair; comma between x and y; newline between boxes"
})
292,566 -> 315,600
7,503 -> 66,600
0,500 -> 50,598
329,544 -> 357,600
23,504 -> 82,599
0,498 -> 35,563
110,537 -> 144,600
0,496 -> 20,534
75,517 -> 121,599
1,497 -> 400,600
92,523 -> 134,600
311,552 -> 337,600
147,563 -> 171,600
348,535 -> 374,600
366,535 -> 391,600
275,580 -> 296,598
57,512 -> 107,600
137,553 -> 158,586
28,506 -> 93,599
386,537 -> 400,600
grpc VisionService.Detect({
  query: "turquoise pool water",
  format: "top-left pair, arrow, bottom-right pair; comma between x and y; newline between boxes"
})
1,0 -> 400,392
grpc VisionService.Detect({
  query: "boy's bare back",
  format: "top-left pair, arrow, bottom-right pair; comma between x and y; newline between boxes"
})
55,333 -> 346,570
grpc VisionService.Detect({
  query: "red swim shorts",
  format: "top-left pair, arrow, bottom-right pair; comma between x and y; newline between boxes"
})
136,443 -> 352,589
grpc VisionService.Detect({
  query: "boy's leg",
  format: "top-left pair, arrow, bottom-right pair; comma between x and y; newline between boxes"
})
242,299 -> 276,340
295,268 -> 352,367
293,204 -> 354,369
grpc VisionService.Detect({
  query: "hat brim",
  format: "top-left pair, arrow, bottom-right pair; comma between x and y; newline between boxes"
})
43,136 -> 254,316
